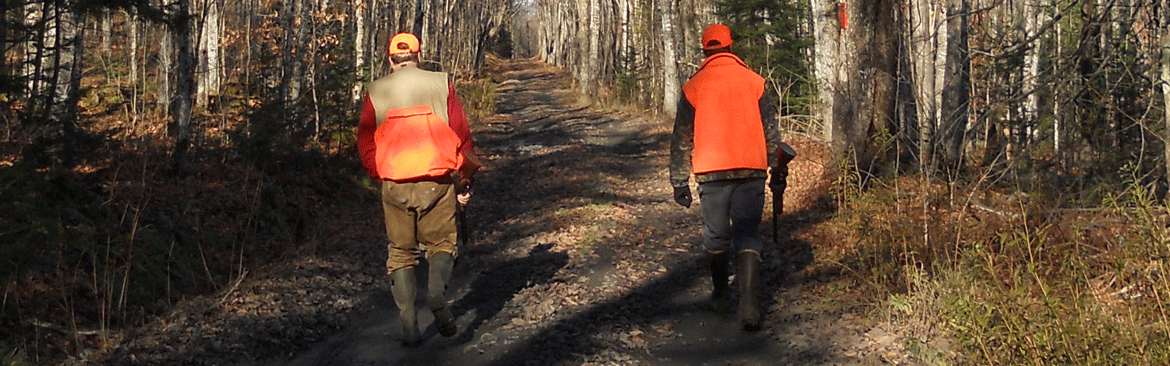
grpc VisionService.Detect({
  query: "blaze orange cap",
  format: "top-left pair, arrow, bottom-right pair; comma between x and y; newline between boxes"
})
389,33 -> 420,55
701,24 -> 733,50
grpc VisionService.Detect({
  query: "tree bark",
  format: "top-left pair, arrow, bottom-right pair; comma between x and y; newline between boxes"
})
906,0 -> 945,170
196,0 -> 221,109
171,0 -> 196,173
158,22 -> 173,116
811,0 -> 838,143
46,0 -> 83,165
1162,0 -> 1170,189
352,0 -> 366,105
939,0 -> 970,170
659,0 -> 678,118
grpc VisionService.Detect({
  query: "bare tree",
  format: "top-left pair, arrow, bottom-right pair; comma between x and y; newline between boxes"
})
196,0 -> 222,109
1162,0 -> 1170,187
659,0 -> 679,118
171,0 -> 196,172
352,0 -> 366,105
938,0 -> 970,170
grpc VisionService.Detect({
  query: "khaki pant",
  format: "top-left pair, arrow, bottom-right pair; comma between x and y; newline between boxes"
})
381,179 -> 459,273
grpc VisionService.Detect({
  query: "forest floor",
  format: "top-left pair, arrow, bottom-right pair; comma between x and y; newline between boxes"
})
77,55 -> 926,366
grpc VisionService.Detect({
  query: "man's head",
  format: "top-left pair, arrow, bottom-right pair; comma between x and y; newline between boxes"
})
389,33 -> 420,70
701,24 -> 733,56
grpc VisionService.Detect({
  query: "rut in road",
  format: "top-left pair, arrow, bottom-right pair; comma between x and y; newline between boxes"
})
282,55 -> 894,366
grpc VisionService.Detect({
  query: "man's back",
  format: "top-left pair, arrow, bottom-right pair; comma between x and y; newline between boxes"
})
367,66 -> 450,126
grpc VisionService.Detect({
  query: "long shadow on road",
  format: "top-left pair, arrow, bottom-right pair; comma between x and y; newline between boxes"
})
278,56 -> 839,366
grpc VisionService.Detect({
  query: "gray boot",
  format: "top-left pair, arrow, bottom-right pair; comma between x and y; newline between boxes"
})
709,251 -> 732,314
390,268 -> 421,346
428,252 -> 457,337
737,251 -> 762,331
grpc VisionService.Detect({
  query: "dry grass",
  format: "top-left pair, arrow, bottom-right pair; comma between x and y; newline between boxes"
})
808,160 -> 1170,365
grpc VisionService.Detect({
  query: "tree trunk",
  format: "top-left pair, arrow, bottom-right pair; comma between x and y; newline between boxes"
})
100,8 -> 111,54
1053,1 -> 1063,165
158,22 -> 173,116
1162,0 -> 1170,189
811,0 -> 838,143
171,0 -> 196,173
939,0 -> 970,170
47,0 -> 83,165
1022,0 -> 1041,148
196,0 -> 222,109
659,0 -> 678,118
130,11 -> 139,126
24,1 -> 46,112
279,0 -> 298,108
352,0 -> 366,105
587,0 -> 600,92
906,0 -> 945,170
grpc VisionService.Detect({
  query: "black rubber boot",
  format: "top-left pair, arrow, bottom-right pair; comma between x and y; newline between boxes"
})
709,251 -> 732,314
390,268 -> 421,346
737,251 -> 762,331
427,252 -> 457,337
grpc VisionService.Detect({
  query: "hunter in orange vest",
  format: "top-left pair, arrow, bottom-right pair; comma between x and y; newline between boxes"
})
669,24 -> 785,332
356,32 -> 481,347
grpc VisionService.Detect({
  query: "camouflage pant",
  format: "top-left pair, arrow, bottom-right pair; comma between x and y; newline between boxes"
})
381,179 -> 459,273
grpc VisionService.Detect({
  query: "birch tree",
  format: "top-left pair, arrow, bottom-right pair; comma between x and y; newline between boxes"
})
196,0 -> 221,108
352,0 -> 366,105
1163,0 -> 1170,188
659,0 -> 679,118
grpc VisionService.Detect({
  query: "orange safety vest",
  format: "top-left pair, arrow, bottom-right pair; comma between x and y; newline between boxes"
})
682,53 -> 767,174
374,105 -> 463,181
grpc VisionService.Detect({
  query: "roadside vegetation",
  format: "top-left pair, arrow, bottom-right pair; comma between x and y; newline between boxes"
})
809,155 -> 1170,365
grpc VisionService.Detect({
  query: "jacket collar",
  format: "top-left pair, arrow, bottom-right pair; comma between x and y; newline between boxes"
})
698,52 -> 749,71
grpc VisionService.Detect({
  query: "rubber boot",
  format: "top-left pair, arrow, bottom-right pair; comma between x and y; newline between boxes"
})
737,251 -> 762,331
390,268 -> 421,346
709,251 -> 732,314
427,252 -> 457,337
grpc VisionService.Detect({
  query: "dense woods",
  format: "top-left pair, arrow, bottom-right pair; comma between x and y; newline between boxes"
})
3,0 -> 1170,363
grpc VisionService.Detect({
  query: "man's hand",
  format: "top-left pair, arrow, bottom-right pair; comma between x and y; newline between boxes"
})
457,191 -> 472,208
769,167 -> 788,196
673,185 -> 692,208
456,174 -> 474,208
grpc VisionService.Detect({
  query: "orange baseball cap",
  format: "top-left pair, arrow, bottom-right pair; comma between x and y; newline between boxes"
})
389,33 -> 420,54
701,24 -> 733,50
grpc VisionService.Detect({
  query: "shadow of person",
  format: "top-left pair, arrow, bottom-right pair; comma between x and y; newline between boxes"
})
447,242 -> 569,344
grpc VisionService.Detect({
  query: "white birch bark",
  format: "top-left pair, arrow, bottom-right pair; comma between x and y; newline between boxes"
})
24,2 -> 43,98
1022,0 -> 1041,140
1162,0 -> 1170,188
587,0 -> 600,92
1054,12 -> 1062,160
659,0 -> 678,118
352,0 -> 366,104
196,0 -> 221,108
130,11 -> 139,123
158,23 -> 172,115
810,0 -> 837,142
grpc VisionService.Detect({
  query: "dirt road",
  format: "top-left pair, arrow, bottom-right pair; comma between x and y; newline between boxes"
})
275,56 -> 894,366
94,56 -> 905,366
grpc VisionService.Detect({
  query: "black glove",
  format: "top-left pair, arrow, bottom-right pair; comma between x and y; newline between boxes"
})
673,185 -> 692,208
769,166 -> 788,196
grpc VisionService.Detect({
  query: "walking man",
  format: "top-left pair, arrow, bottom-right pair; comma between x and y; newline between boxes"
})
357,32 -> 481,346
670,24 -> 785,331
